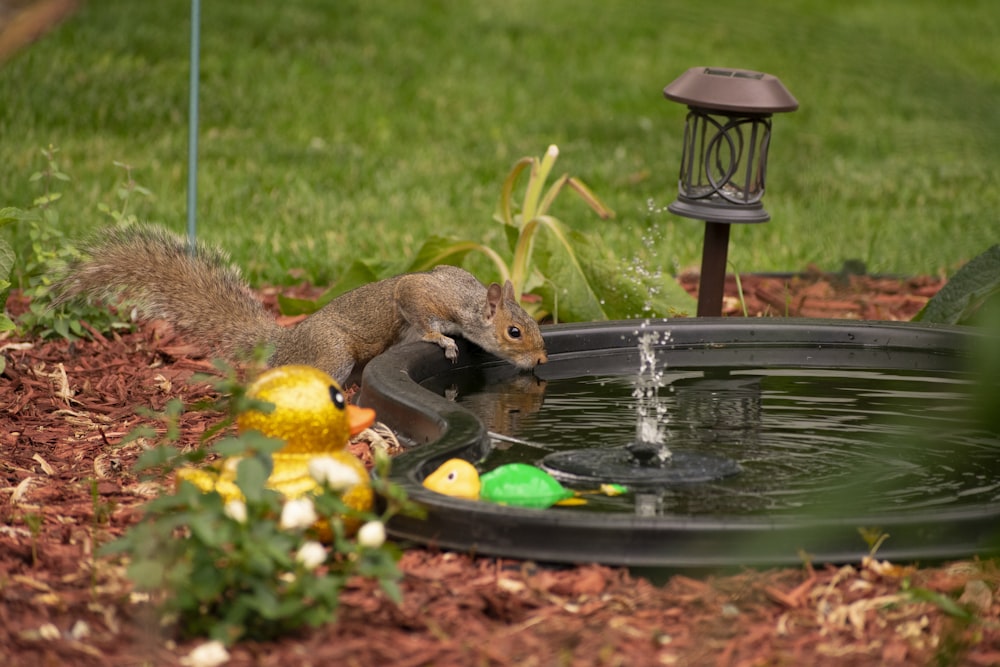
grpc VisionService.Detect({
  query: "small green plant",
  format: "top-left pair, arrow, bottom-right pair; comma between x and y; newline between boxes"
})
89,477 -> 116,527
857,526 -> 890,556
280,145 -> 696,322
729,261 -> 749,317
0,227 -> 16,340
86,477 -> 117,596
97,160 -> 153,226
23,511 -> 43,567
101,360 -> 420,645
1,146 -> 139,341
902,579 -> 979,666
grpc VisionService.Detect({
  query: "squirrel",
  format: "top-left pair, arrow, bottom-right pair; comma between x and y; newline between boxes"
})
53,224 -> 548,386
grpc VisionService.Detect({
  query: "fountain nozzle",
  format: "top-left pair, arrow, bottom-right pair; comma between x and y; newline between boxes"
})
626,441 -> 673,467
540,328 -> 741,488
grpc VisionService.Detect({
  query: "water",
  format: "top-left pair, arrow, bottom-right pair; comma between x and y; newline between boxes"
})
632,330 -> 670,457
440,366 -> 1000,518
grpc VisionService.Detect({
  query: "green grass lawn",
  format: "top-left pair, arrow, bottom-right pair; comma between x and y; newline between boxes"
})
1,0 -> 998,287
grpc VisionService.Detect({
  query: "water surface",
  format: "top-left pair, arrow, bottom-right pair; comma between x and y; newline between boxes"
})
438,366 -> 1000,518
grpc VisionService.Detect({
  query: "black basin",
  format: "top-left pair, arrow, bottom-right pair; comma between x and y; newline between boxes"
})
358,319 -> 1000,568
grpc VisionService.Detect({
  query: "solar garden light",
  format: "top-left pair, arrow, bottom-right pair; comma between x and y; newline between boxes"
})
663,67 -> 798,317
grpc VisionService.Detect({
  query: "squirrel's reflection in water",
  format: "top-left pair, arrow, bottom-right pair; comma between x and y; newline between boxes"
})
444,373 -> 547,437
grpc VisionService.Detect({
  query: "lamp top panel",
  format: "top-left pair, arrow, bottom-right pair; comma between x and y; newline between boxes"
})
663,67 -> 799,114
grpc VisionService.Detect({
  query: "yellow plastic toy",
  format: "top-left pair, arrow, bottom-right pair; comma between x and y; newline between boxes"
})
177,365 -> 377,525
421,458 -> 481,500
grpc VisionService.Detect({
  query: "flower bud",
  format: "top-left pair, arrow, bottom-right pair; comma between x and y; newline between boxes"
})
357,520 -> 386,549
180,640 -> 230,667
223,499 -> 247,524
307,456 -> 361,491
279,497 -> 317,531
295,540 -> 327,569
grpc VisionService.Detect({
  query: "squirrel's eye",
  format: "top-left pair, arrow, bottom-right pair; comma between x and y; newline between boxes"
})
328,386 -> 346,410
507,325 -> 521,339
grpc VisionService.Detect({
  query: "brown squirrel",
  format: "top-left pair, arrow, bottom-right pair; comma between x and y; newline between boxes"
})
54,225 -> 548,385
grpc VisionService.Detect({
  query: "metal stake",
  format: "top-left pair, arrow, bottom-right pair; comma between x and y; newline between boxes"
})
696,222 -> 730,317
186,0 -> 201,242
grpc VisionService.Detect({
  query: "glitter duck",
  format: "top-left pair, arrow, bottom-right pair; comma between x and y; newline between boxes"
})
177,365 -> 376,525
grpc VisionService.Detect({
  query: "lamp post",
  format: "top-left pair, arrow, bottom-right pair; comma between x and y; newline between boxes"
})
663,67 -> 798,317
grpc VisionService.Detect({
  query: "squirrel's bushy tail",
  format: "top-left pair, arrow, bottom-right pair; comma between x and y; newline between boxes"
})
55,224 -> 286,361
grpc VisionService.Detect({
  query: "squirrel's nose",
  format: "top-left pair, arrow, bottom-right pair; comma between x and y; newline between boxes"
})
536,353 -> 548,365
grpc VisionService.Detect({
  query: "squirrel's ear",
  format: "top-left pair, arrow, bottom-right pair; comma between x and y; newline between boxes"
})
485,282 -> 503,319
501,280 -> 517,303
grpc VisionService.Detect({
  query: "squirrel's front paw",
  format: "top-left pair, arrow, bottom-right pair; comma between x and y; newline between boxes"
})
425,333 -> 459,362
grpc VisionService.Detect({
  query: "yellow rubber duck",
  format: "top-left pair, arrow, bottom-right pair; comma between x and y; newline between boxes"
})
177,365 -> 377,528
421,458 -> 481,500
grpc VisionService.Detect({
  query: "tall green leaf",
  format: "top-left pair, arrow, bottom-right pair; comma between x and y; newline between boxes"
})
914,245 -> 1000,325
495,158 -> 533,227
406,235 -> 512,283
531,218 -> 696,321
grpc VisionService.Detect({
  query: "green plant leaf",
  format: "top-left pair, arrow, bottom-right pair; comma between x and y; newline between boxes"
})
495,157 -> 534,227
406,235 -> 511,282
502,221 -> 520,255
187,511 -> 224,546
914,245 -> 1000,325
0,206 -> 41,227
52,317 -> 70,340
907,587 -> 976,622
128,558 -> 167,590
404,235 -> 473,272
565,176 -> 615,220
236,456 -> 270,503
0,238 -> 13,311
0,239 -> 17,286
278,259 -> 381,316
531,216 -> 696,321
329,259 -> 388,295
522,145 -> 559,221
32,192 -> 62,207
536,173 -> 570,219
276,294 -> 322,317
530,218 -> 606,321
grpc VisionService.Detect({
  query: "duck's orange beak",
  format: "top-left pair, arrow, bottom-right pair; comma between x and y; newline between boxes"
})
347,405 -> 376,436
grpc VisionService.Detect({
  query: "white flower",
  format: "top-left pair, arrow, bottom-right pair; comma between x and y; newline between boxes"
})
222,457 -> 241,475
295,540 -> 327,569
279,497 -> 317,531
307,456 -> 361,491
357,520 -> 386,549
180,640 -> 230,667
223,499 -> 247,524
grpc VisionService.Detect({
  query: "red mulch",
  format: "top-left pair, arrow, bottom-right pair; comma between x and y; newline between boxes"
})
676,267 -> 945,320
3,273 -> 1000,667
